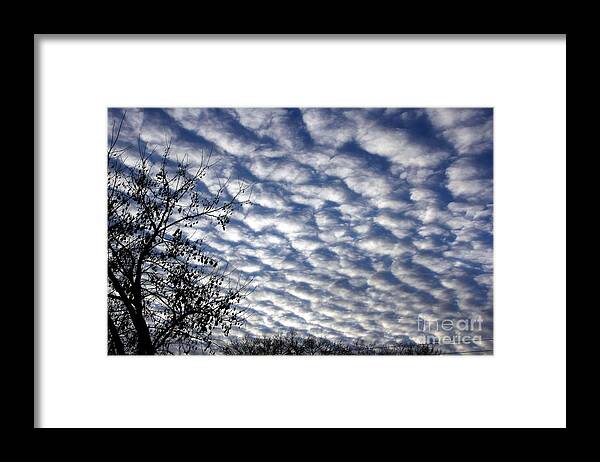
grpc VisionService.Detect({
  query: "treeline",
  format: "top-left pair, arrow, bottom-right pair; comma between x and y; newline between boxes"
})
220,331 -> 440,355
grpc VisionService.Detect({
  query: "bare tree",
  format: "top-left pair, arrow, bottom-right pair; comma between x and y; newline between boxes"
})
220,330 -> 440,355
107,114 -> 252,355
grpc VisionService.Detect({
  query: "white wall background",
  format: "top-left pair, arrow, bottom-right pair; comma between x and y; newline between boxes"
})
36,36 -> 566,428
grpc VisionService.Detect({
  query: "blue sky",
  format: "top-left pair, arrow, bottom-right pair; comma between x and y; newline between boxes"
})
108,108 -> 493,353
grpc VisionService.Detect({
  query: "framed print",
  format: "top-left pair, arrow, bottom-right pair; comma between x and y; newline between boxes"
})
35,35 -> 566,428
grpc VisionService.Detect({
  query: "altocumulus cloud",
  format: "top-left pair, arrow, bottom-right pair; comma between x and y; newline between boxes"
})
108,108 -> 493,352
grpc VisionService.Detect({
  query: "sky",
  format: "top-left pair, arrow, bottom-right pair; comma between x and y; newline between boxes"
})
108,108 -> 493,353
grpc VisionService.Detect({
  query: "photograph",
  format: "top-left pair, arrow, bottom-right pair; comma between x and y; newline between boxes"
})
107,107 -> 494,355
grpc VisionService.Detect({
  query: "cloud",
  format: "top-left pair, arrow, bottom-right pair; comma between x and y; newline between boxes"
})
446,157 -> 493,203
109,107 -> 493,352
426,108 -> 493,156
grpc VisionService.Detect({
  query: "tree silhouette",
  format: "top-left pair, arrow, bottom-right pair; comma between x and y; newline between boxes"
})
107,114 -> 252,355
220,330 -> 440,355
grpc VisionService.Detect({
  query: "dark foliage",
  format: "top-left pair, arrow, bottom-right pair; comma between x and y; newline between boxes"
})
107,114 -> 252,355
220,330 -> 440,355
